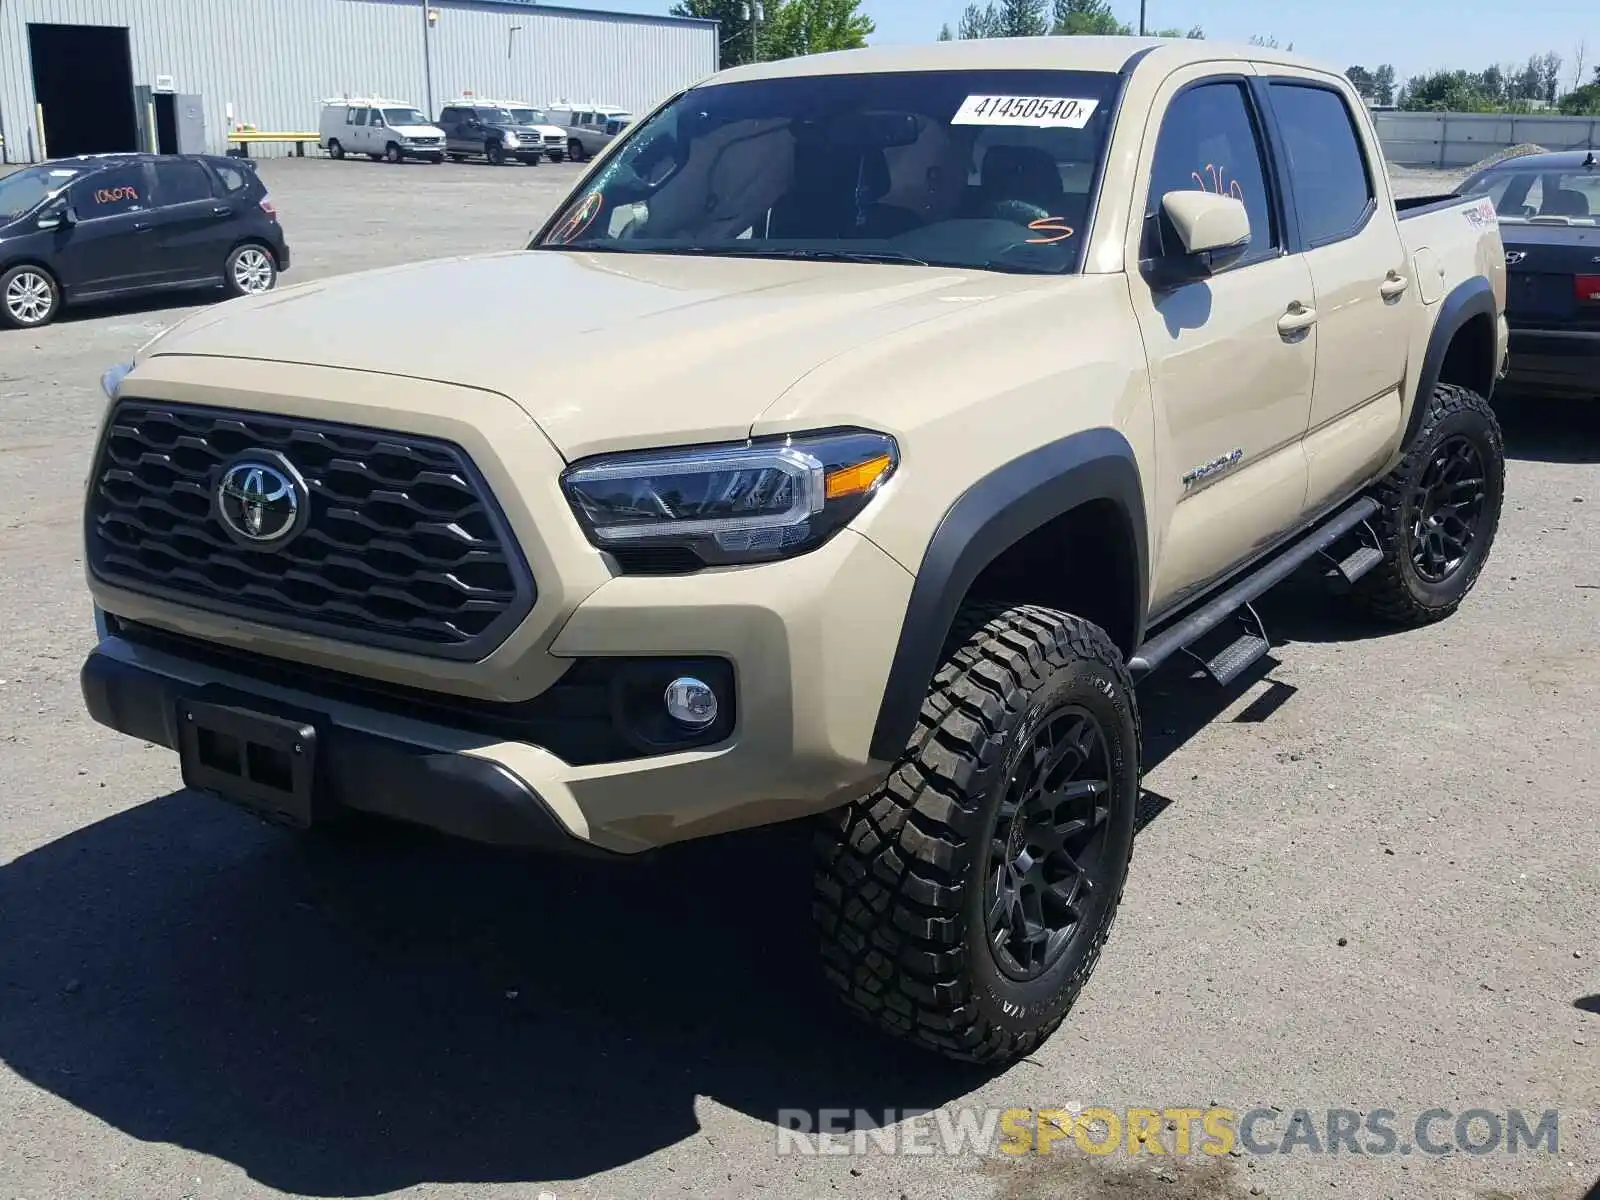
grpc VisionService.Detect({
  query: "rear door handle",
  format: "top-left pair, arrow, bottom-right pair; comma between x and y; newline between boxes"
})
132,220 -> 153,232
1380,271 -> 1410,299
1277,302 -> 1318,336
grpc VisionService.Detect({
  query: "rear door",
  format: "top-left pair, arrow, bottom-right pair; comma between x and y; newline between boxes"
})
145,158 -> 229,285
1259,71 -> 1414,513
56,164 -> 159,297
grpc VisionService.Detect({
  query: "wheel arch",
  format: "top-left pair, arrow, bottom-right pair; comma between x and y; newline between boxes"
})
867,427 -> 1149,762
1406,276 -> 1498,447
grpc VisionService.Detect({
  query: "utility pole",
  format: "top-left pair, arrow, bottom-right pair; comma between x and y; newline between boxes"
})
746,0 -> 762,63
421,1 -> 435,115
1139,1 -> 1147,35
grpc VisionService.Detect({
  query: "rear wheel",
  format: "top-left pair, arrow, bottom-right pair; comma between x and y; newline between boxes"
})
1,264 -> 60,329
547,151 -> 566,164
1352,382 -> 1505,626
224,244 -> 277,298
814,603 -> 1140,1064
327,139 -> 344,160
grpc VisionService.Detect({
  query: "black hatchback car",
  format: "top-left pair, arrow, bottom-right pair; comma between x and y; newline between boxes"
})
0,153 -> 290,330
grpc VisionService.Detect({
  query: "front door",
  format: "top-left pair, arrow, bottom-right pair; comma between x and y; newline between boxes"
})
1259,70 -> 1416,512
56,163 -> 158,298
145,158 -> 230,285
1124,71 -> 1316,613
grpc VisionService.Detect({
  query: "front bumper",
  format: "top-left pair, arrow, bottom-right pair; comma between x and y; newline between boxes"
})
85,528 -> 913,855
1503,328 -> 1600,399
82,638 -> 604,855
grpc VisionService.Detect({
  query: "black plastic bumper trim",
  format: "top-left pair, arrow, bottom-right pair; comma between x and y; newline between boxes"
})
80,644 -> 618,857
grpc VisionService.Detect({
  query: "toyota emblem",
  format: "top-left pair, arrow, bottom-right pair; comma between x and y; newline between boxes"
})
215,455 -> 307,546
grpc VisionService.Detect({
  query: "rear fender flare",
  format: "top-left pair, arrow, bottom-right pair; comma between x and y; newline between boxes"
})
867,427 -> 1148,762
1406,276 -> 1498,445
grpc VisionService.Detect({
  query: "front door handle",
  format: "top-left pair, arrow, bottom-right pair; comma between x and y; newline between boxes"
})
211,206 -> 232,217
1277,302 -> 1318,336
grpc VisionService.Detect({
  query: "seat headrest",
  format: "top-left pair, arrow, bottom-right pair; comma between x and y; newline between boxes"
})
981,145 -> 1064,206
1543,188 -> 1590,217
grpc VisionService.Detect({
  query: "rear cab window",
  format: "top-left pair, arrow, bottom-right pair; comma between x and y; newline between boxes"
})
1265,82 -> 1376,246
213,162 -> 251,195
535,68 -> 1122,275
1144,80 -> 1281,268
69,165 -> 149,219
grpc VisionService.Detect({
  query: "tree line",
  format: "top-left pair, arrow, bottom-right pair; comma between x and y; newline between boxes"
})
940,0 -> 1202,41
671,0 -> 874,68
1368,51 -> 1600,115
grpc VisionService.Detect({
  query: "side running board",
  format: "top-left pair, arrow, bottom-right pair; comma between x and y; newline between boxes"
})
1128,496 -> 1381,683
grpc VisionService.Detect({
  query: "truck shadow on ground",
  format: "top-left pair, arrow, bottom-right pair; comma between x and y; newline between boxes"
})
0,672 -> 1284,1196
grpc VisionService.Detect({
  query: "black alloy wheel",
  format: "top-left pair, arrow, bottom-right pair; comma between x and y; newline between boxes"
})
986,705 -> 1114,982
1406,434 -> 1487,584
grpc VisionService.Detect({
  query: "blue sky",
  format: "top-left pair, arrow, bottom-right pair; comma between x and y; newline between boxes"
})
594,0 -> 1599,88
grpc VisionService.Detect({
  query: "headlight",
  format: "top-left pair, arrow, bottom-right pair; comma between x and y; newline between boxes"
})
561,429 -> 898,566
503,134 -> 520,147
100,360 -> 134,400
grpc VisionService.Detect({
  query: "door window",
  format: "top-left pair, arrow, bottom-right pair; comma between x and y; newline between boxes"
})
70,166 -> 148,219
352,108 -> 369,126
1266,83 -> 1375,247
1146,81 -> 1279,268
153,159 -> 214,206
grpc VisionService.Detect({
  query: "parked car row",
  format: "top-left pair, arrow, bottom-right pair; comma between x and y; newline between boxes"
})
316,95 -> 633,166
0,152 -> 288,330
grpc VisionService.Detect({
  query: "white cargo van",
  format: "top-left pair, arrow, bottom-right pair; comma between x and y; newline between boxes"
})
544,103 -> 634,162
319,97 -> 446,164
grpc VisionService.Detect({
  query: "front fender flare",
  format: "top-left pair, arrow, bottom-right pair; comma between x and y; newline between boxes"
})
867,427 -> 1148,762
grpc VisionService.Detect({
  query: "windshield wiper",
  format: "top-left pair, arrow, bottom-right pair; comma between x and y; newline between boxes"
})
714,246 -> 931,267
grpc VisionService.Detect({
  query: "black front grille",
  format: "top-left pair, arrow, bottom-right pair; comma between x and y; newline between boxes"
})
87,401 -> 535,659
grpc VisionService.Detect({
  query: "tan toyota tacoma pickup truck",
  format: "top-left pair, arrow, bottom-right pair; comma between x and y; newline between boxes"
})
81,38 -> 1508,1064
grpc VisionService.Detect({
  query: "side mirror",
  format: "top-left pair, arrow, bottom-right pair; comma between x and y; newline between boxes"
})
1146,190 -> 1251,287
37,206 -> 73,231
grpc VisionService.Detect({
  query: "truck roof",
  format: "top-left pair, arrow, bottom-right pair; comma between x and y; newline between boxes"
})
703,34 -> 1332,85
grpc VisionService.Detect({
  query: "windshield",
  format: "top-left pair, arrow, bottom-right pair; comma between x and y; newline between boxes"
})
533,69 -> 1119,275
382,108 -> 430,128
479,109 -> 516,125
508,108 -> 548,125
0,165 -> 81,221
1462,167 -> 1600,225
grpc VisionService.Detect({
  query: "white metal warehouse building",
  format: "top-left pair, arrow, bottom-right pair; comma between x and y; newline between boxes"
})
0,0 -> 719,163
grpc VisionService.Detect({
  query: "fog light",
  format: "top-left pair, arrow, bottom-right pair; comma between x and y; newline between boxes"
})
663,676 -> 718,729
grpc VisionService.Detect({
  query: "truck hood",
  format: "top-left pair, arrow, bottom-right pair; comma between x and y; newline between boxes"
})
140,249 -> 1020,459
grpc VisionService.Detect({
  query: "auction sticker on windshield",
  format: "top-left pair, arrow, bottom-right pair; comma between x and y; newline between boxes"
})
951,95 -> 1099,129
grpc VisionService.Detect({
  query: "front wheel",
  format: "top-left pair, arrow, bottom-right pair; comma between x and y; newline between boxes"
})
224,244 -> 277,298
327,139 -> 345,160
1,264 -> 60,329
1352,382 -> 1505,626
567,138 -> 586,162
547,151 -> 566,164
815,603 -> 1140,1064
486,141 -> 505,165
384,142 -> 403,164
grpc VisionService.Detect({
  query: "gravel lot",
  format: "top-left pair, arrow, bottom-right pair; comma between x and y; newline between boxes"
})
0,157 -> 1595,1200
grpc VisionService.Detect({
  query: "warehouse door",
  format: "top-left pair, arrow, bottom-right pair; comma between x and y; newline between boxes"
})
28,24 -> 138,159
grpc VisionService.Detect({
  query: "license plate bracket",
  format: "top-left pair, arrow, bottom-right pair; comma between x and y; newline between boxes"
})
177,699 -> 319,828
